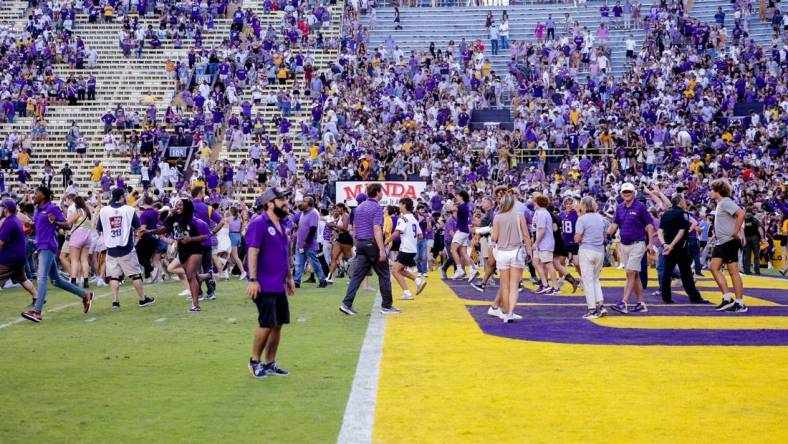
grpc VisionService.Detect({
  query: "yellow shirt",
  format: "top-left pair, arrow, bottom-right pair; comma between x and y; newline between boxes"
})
276,67 -> 289,79
721,131 -> 733,143
17,151 -> 29,166
689,160 -> 704,173
403,141 -> 413,153
200,145 -> 211,160
91,164 -> 104,182
383,214 -> 393,237
192,178 -> 206,189
569,109 -> 580,125
309,145 -> 318,159
482,63 -> 492,76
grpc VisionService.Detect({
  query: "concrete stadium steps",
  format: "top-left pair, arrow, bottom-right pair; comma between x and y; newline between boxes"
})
365,4 -> 646,77
690,0 -> 778,47
0,0 -> 26,28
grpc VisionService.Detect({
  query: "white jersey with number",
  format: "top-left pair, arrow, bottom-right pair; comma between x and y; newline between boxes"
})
395,213 -> 421,254
99,204 -> 136,250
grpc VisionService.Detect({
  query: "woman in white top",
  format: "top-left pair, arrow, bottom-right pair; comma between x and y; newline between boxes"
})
386,197 -> 426,300
491,193 -> 531,323
574,196 -> 609,319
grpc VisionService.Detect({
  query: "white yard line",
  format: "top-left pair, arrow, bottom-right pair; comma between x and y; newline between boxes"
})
337,293 -> 387,444
0,287 -> 133,330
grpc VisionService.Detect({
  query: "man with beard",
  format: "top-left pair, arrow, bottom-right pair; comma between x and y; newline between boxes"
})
245,187 -> 296,378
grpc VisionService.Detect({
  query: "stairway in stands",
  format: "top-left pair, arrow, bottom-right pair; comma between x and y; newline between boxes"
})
366,4 -> 646,78
690,0 -> 778,47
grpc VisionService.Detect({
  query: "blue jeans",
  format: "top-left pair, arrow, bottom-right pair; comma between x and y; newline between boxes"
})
294,248 -> 325,284
639,253 -> 648,290
688,237 -> 702,275
416,239 -> 428,274
35,249 -> 86,312
500,35 -> 509,49
490,39 -> 498,55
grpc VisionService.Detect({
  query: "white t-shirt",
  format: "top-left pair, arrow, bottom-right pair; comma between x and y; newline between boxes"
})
395,213 -> 421,254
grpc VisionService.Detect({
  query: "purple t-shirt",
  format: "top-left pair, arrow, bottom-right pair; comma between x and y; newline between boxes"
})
34,202 -> 64,252
352,199 -> 384,241
193,199 -> 222,246
0,215 -> 26,266
613,200 -> 652,245
559,210 -> 579,246
194,218 -> 212,247
246,212 -> 290,293
139,208 -> 159,229
456,203 -> 470,233
296,208 -> 320,250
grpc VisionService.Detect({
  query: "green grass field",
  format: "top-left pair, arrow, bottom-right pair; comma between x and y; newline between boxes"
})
0,278 -> 374,443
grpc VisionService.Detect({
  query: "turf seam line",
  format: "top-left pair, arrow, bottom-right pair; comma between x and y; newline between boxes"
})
0,287 -> 134,330
337,292 -> 385,444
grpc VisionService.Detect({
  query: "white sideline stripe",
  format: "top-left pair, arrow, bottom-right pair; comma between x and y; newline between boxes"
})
337,293 -> 386,444
0,288 -> 133,330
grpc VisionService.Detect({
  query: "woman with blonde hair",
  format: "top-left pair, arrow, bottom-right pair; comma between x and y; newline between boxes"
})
491,192 -> 531,323
574,196 -> 609,319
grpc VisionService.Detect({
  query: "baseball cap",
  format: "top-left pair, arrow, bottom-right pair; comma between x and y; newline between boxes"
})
355,193 -> 368,204
259,187 -> 291,207
620,182 -> 636,193
1,198 -> 16,214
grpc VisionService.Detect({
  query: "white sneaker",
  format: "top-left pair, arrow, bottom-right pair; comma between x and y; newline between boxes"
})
452,269 -> 466,280
616,264 -> 625,269
467,267 -> 479,282
400,291 -> 414,300
178,289 -> 191,297
502,313 -> 514,323
415,278 -> 427,295
671,279 -> 682,288
239,272 -> 247,281
556,278 -> 565,289
487,306 -> 502,318
510,312 -> 523,320
96,279 -> 107,287
222,271 -> 230,280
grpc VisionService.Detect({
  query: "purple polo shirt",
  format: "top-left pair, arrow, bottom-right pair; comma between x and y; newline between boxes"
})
296,208 -> 319,250
246,212 -> 290,293
613,200 -> 652,245
352,199 -> 383,241
193,199 -> 222,246
139,208 -> 159,229
34,201 -> 64,252
0,215 -> 26,266
194,218 -> 212,247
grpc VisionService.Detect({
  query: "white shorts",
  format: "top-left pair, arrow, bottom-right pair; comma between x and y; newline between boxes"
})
619,241 -> 646,272
106,252 -> 143,279
452,231 -> 470,247
536,250 -> 554,263
495,248 -> 525,270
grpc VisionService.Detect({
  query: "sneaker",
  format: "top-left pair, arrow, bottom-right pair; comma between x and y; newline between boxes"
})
325,273 -> 334,283
239,271 -> 248,281
206,293 -> 217,301
510,312 -> 523,320
671,279 -> 682,287
339,304 -> 358,316
138,296 -> 156,307
415,278 -> 427,295
21,310 -> 42,323
715,297 -> 735,311
486,306 -> 502,318
610,301 -> 628,314
178,289 -> 191,297
318,280 -> 328,288
631,302 -> 648,313
470,282 -> 486,292
724,301 -> 748,313
467,268 -> 479,283
112,301 -> 121,309
583,310 -> 599,319
189,305 -> 201,313
95,278 -> 107,287
83,291 -> 94,314
535,285 -> 551,295
597,306 -> 608,317
549,287 -> 561,295
380,306 -> 401,315
451,269 -> 466,280
262,361 -> 289,376
248,360 -> 268,379
400,291 -> 414,300
441,270 -> 448,280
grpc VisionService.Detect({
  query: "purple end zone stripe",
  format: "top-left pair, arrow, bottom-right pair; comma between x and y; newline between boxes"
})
447,281 -> 788,346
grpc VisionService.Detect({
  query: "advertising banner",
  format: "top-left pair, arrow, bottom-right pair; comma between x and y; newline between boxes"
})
335,181 -> 427,206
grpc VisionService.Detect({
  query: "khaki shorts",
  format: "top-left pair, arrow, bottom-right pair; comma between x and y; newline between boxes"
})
536,250 -> 554,263
105,252 -> 142,278
619,241 -> 646,272
480,236 -> 490,259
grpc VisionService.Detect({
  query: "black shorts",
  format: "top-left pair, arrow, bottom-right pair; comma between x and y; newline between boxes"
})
0,263 -> 27,286
201,245 -> 213,271
177,245 -> 202,265
338,232 -> 353,246
566,244 -> 579,256
391,239 -> 401,252
254,291 -> 290,327
775,235 -> 787,245
396,251 -> 417,267
554,243 -> 568,258
712,239 -> 741,264
626,49 -> 634,58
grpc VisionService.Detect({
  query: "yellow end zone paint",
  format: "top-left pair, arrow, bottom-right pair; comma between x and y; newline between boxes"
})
595,316 -> 788,330
373,270 -> 788,444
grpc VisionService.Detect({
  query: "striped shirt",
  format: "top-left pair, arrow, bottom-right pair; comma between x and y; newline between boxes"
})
353,199 -> 383,241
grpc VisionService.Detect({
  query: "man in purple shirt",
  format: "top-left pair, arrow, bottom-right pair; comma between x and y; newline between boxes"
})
245,187 -> 295,378
450,190 -> 474,279
191,186 -> 222,299
136,195 -> 162,280
0,199 -> 38,305
23,187 -> 94,323
294,196 -> 327,288
340,183 -> 396,315
607,182 -> 655,314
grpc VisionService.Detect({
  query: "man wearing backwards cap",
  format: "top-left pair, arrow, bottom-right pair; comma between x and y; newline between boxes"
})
0,199 -> 38,304
96,188 -> 156,309
607,182 -> 655,314
245,187 -> 296,378
22,186 -> 94,323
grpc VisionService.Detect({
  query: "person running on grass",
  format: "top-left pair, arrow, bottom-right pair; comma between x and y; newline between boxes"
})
22,186 -> 94,323
245,187 -> 295,378
708,179 -> 748,313
386,197 -> 427,300
96,188 -> 155,309
0,199 -> 38,306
